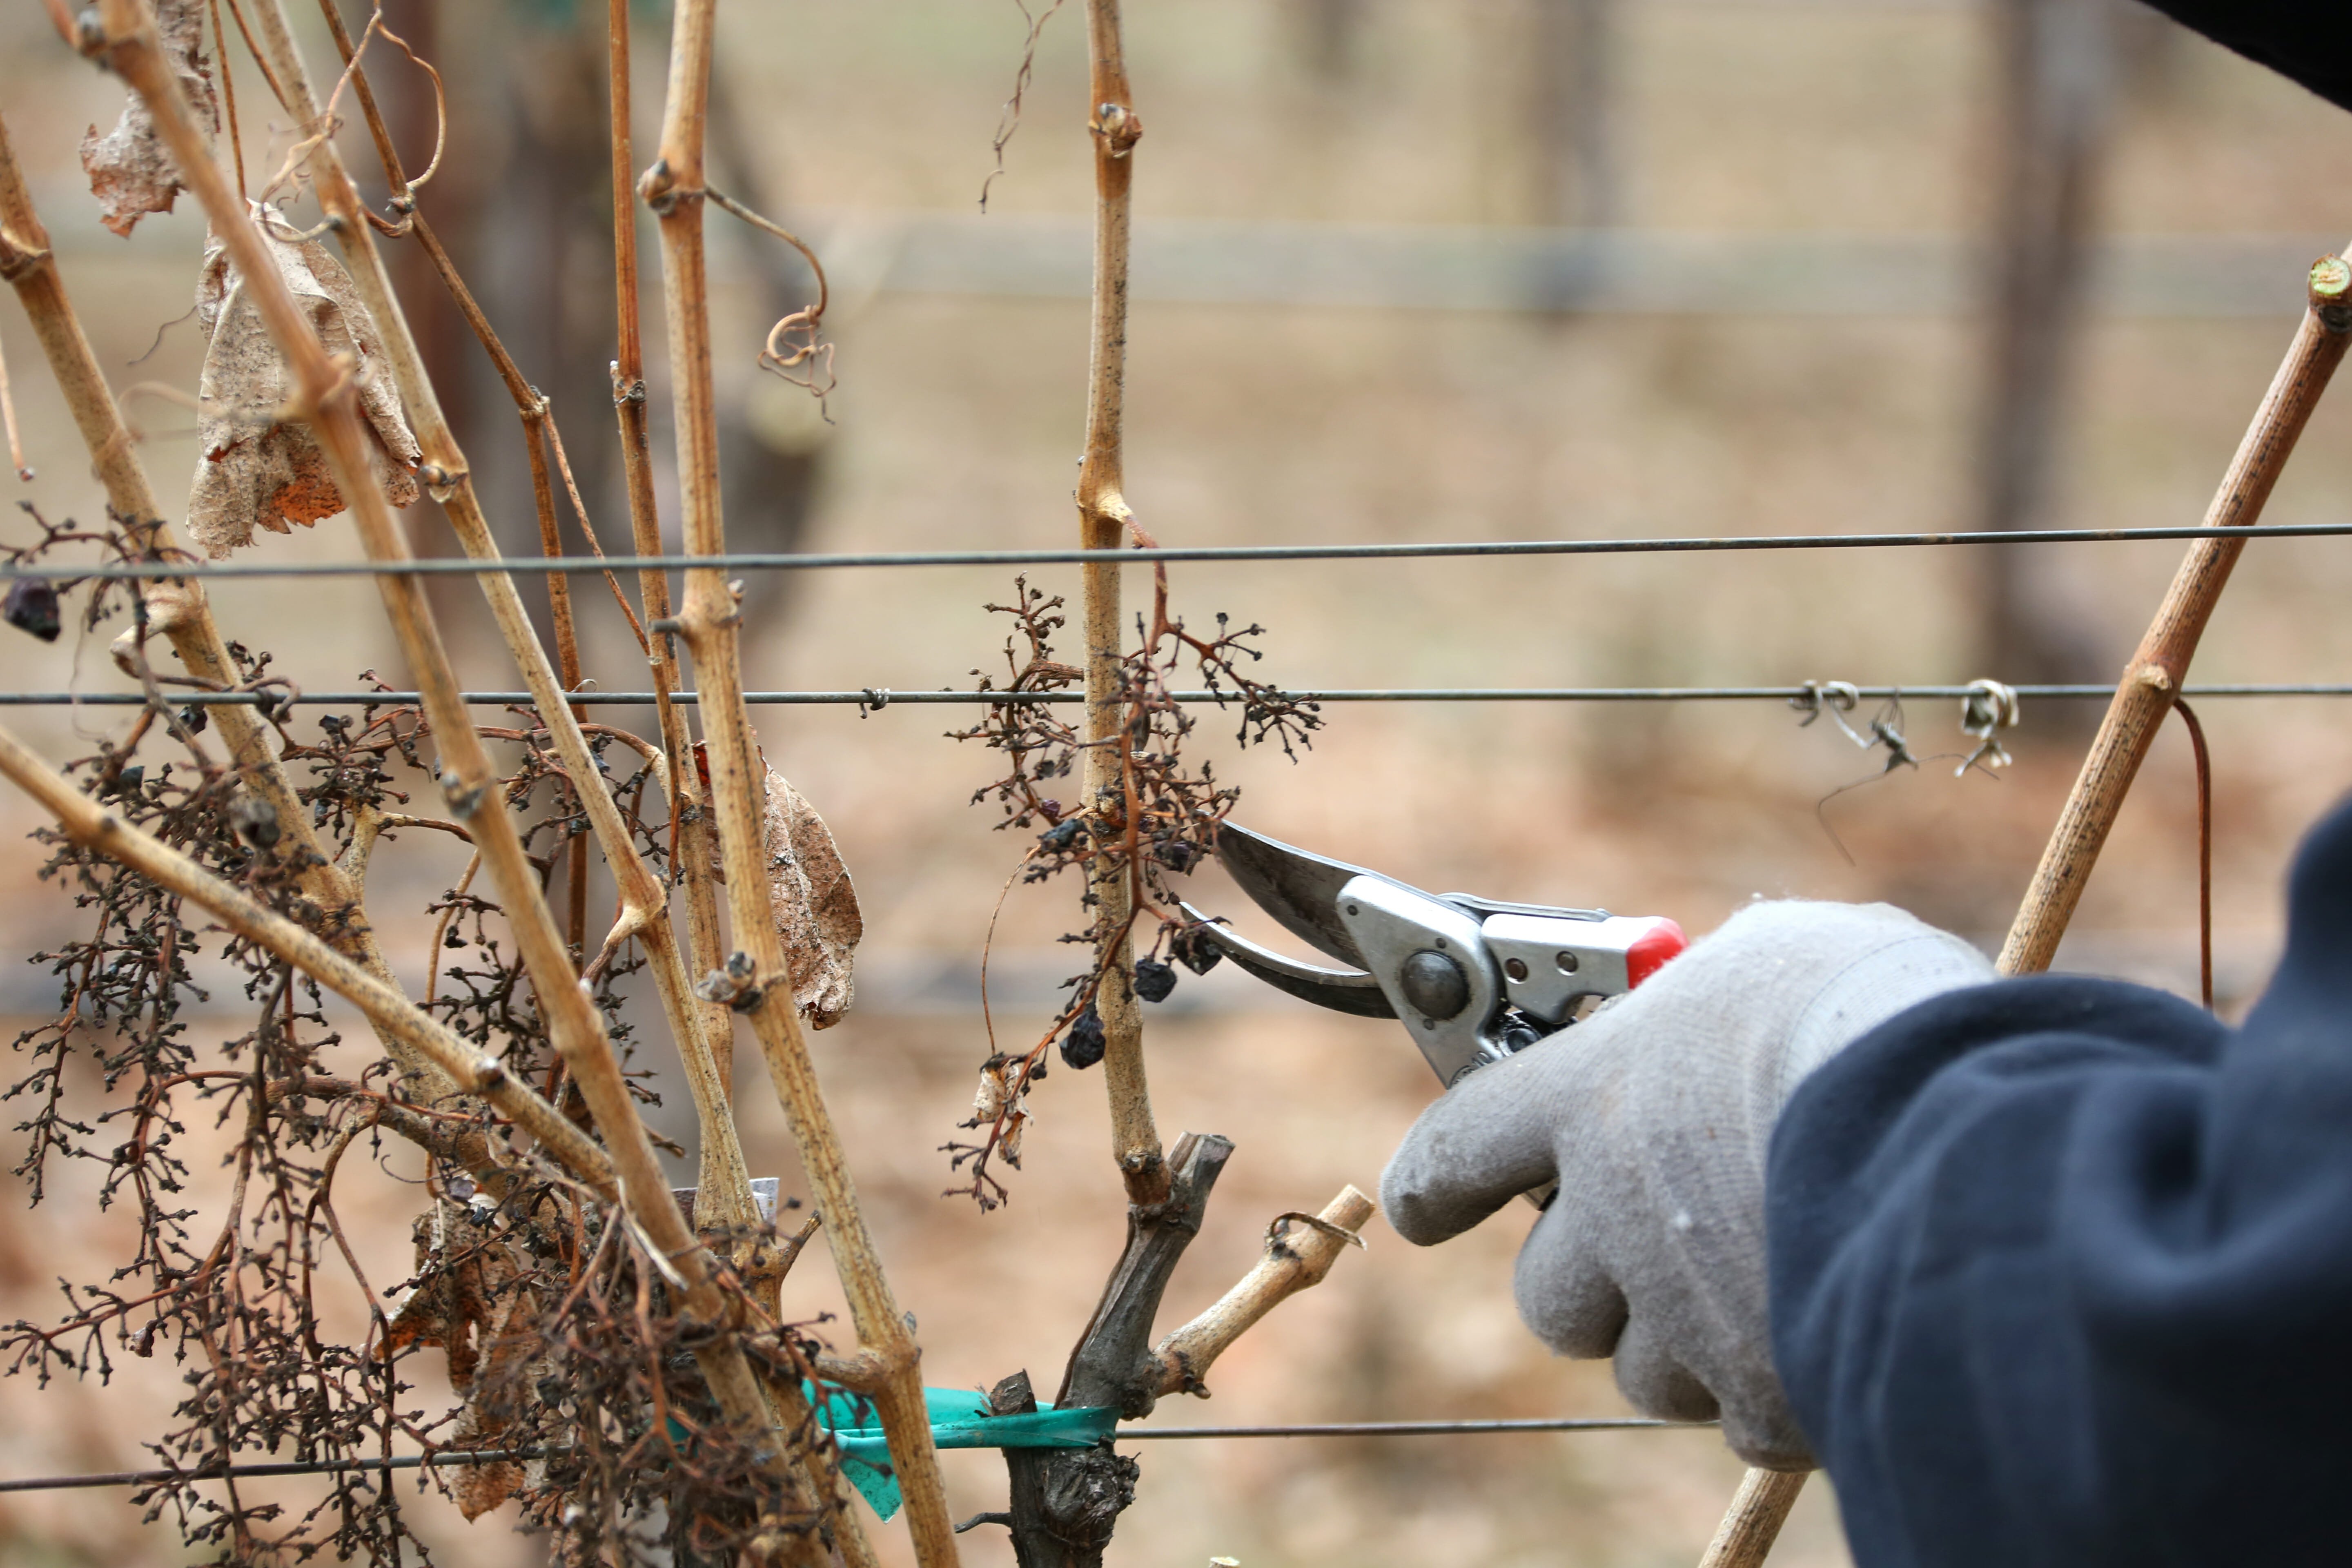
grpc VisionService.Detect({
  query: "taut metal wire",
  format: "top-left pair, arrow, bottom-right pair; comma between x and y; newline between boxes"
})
9,519 -> 2352,582
0,1419 -> 1703,1493
6,684 -> 2352,708
1116,1417 -> 1705,1438
0,1450 -> 537,1494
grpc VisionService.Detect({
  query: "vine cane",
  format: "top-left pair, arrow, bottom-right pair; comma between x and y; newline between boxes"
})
1696,249 -> 2352,1568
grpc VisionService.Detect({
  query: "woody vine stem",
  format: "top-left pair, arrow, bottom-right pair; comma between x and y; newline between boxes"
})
0,0 -> 1381,1562
1076,0 -> 1163,1209
2,0 -> 910,1559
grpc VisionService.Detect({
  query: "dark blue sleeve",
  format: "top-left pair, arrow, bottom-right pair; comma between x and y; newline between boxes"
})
1767,794 -> 2352,1568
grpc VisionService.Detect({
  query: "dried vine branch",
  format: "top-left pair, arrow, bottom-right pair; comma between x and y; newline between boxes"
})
984,1145 -> 1371,1566
97,0 -> 614,1253
971,1164 -> 1370,1565
1076,0 -> 1162,1208
985,1133 -> 1228,1568
638,2 -> 959,1561
943,574 -> 1316,1209
4,7 -> 1386,1564
86,7 -> 835,1556
1149,1185 -> 1374,1398
0,719 -> 608,1185
248,0 -> 761,1243
948,22 -> 1361,1559
600,0 -> 741,1218
312,0 -> 624,968
4,561 -> 855,1558
0,109 -> 466,1118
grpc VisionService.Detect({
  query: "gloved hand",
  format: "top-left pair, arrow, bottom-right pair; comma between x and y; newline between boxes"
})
1379,900 -> 1994,1469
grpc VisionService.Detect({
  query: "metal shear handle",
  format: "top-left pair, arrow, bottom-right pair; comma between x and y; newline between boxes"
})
1334,876 -> 1683,1088
1179,822 -> 1684,1089
1180,822 -> 1687,1213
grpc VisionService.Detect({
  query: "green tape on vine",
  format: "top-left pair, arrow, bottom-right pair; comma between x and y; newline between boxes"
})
812,1385 -> 1119,1520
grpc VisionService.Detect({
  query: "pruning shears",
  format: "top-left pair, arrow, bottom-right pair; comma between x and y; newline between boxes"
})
1180,823 -> 1687,1094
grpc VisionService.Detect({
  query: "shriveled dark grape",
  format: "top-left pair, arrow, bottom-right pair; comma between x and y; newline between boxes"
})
3,577 -> 60,643
1059,1004 -> 1106,1069
1134,958 -> 1177,1003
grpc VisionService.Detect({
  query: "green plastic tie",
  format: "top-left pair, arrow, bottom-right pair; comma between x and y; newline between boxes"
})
811,1385 -> 1118,1520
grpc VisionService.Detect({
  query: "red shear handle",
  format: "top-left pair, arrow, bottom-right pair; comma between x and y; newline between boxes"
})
1625,917 -> 1688,989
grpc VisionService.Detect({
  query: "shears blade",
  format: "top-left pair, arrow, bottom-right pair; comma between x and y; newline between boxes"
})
1212,821 -> 1388,969
1175,901 -> 1399,1018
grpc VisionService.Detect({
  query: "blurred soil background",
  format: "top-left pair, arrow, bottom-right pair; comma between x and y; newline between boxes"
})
7,0 -> 2352,1564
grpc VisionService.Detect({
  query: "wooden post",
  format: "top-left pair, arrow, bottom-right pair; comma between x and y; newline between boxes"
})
1530,0 -> 1618,231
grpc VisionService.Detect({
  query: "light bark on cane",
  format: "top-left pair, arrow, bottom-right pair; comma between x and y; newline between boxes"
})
1149,1185 -> 1375,1398
94,6 -> 826,1551
253,0 -> 760,1238
0,112 -> 468,1118
640,1 -> 958,1559
595,0 -> 742,1216
1077,0 -> 1167,1210
1999,252 -> 2352,977
1697,1468 -> 1810,1568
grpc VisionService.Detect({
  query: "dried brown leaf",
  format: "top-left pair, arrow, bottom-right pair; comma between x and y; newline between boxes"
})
451,1454 -> 527,1522
187,210 -> 421,557
1001,1100 -> 1029,1166
446,1313 -> 540,1521
970,1056 -> 1011,1123
445,1329 -> 535,1521
381,1202 -> 538,1519
758,766 -> 862,1027
967,1053 -> 1031,1165
379,1203 -> 529,1385
79,0 -> 216,238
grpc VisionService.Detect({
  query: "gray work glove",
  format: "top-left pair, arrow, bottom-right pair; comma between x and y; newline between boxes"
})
1380,900 -> 1993,1470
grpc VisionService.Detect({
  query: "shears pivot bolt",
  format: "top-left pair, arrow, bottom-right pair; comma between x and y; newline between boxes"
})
1401,949 -> 1471,1020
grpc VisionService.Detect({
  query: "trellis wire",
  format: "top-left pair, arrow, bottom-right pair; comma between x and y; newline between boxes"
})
0,1419 -> 1703,1494
0,1451 -> 538,1494
4,684 -> 2351,708
11,519 -> 2352,581
1115,1417 -> 1703,1438
0,310 -> 2332,1528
